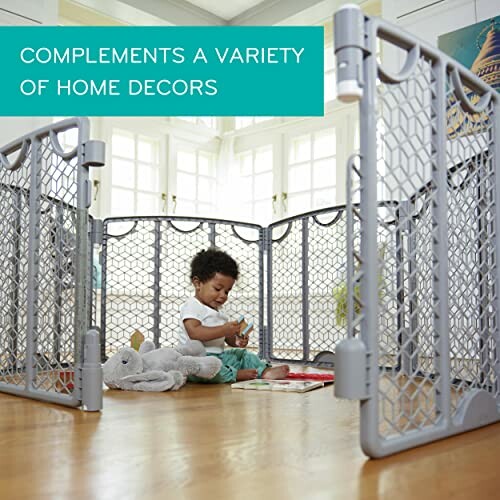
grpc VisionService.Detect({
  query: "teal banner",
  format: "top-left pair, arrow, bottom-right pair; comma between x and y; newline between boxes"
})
0,26 -> 324,117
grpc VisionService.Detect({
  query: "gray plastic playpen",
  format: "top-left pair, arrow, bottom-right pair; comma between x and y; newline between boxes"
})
0,7 -> 499,457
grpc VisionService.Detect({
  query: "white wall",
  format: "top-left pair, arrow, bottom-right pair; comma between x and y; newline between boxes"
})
0,0 -> 58,147
382,0 -> 499,45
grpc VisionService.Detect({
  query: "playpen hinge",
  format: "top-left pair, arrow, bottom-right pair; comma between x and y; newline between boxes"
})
261,227 -> 271,253
334,337 -> 371,400
90,219 -> 104,245
82,140 -> 105,167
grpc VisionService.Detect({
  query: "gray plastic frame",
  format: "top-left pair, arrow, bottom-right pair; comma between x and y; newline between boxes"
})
0,118 -> 103,410
334,6 -> 500,457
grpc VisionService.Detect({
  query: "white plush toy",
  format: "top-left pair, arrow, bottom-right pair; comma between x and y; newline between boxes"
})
102,339 -> 222,391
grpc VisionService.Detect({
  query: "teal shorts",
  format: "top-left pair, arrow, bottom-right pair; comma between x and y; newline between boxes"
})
188,348 -> 270,384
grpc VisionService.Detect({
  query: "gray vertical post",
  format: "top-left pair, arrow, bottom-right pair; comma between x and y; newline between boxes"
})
265,227 -> 273,361
477,161 -> 490,387
346,158 -> 355,339
345,153 -> 363,339
87,218 -> 95,327
432,60 -> 451,423
53,204 -> 65,363
153,220 -> 161,347
357,16 -> 380,456
82,329 -> 102,411
404,199 -> 419,375
88,218 -> 104,328
75,121 -> 91,374
100,226 -> 108,362
208,222 -> 216,247
301,218 -> 310,362
8,190 -> 22,368
258,227 -> 266,359
395,202 -> 405,371
26,138 -> 43,390
492,97 -> 500,393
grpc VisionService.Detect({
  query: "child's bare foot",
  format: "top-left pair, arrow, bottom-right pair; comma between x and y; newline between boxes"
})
261,365 -> 290,380
236,369 -> 258,381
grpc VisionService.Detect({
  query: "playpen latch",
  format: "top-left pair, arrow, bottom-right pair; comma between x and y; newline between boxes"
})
334,337 -> 370,400
82,140 -> 105,167
90,219 -> 104,245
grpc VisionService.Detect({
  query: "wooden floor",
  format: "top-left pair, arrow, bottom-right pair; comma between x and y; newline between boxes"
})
0,381 -> 499,500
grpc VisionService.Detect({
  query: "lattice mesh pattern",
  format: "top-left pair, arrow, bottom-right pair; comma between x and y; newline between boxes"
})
365,43 -> 500,441
0,155 -> 31,386
88,219 -> 98,328
269,209 -> 352,363
33,138 -> 80,394
375,55 -> 441,436
308,212 -> 347,357
445,81 -> 499,415
102,219 -> 156,356
0,126 -> 84,397
102,218 -> 262,357
269,220 -> 305,361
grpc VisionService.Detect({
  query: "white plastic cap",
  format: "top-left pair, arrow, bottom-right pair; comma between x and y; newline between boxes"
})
337,3 -> 362,12
337,80 -> 363,102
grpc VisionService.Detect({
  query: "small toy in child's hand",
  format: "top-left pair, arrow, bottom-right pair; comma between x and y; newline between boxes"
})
240,321 -> 254,337
237,315 -> 254,338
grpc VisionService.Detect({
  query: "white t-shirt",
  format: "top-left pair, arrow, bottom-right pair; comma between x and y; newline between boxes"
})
179,297 -> 228,354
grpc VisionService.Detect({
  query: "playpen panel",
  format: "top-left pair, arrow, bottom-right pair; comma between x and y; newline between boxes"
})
101,217 -> 263,356
337,6 -> 500,456
101,219 -> 157,356
268,218 -> 307,362
0,164 -> 31,386
308,210 -> 346,360
376,53 -> 443,439
267,207 -> 374,365
445,80 -> 499,415
0,118 -> 99,406
267,207 -> 399,365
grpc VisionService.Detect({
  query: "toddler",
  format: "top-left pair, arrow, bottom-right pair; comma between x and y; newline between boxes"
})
179,248 -> 289,383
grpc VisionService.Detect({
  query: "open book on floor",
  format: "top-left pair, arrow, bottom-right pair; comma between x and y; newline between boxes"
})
231,379 -> 325,393
286,372 -> 334,383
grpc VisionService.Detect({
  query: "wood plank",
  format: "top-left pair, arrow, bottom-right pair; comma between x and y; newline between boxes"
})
0,382 -> 499,499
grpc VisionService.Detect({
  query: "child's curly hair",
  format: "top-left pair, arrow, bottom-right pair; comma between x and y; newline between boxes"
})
190,248 -> 239,282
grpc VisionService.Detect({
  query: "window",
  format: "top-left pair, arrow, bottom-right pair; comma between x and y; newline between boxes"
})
234,146 -> 274,225
287,128 -> 336,216
175,149 -> 216,217
235,117 -> 273,130
324,43 -> 336,103
110,130 -> 160,216
319,18 -> 336,105
177,117 -> 217,129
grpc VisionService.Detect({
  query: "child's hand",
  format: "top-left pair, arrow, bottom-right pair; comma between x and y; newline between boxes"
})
235,335 -> 249,348
224,321 -> 241,337
239,320 -> 254,338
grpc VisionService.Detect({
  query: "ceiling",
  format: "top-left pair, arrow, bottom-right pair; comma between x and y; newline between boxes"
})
62,0 -> 346,26
61,0 -> 374,27
184,0 -> 267,21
